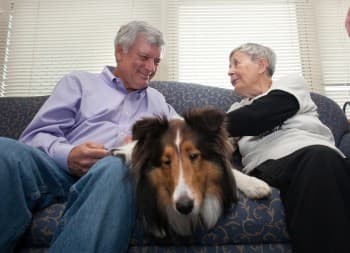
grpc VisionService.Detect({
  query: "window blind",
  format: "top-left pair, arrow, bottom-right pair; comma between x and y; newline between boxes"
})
1,0 -> 350,115
0,0 -> 164,96
165,0 -> 324,92
0,0 -> 10,96
313,0 -> 350,117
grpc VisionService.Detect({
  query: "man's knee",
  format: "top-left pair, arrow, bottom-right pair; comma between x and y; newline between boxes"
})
88,156 -> 130,183
0,137 -> 23,153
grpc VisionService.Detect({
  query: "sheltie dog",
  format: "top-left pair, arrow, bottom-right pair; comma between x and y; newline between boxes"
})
111,108 -> 271,239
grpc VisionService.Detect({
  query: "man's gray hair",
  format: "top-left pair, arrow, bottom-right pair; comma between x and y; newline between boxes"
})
229,43 -> 276,77
115,21 -> 165,53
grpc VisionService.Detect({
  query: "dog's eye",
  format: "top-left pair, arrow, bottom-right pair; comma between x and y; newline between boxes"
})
162,157 -> 171,166
189,153 -> 199,161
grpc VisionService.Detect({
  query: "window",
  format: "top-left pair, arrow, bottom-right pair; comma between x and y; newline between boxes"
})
314,0 -> 350,116
168,0 -> 304,89
0,0 -> 164,96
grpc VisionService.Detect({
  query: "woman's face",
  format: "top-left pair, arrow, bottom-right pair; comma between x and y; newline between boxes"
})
228,51 -> 265,98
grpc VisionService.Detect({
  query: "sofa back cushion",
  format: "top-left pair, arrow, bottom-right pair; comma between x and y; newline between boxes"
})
311,93 -> 348,145
0,82 -> 347,147
150,81 -> 241,114
0,96 -> 48,139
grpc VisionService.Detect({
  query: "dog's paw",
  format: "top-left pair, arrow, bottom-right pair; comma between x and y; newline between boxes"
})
238,176 -> 272,199
232,169 -> 272,199
110,141 -> 136,165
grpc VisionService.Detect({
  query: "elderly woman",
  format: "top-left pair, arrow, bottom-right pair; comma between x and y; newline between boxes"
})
226,43 -> 350,253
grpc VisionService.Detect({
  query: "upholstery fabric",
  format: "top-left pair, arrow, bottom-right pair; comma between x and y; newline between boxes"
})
1,81 -> 348,253
17,190 -> 289,252
0,96 -> 48,139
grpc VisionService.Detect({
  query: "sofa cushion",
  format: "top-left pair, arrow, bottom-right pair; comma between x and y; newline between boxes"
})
19,188 -> 289,249
150,81 -> 241,114
0,96 -> 48,139
311,93 -> 348,145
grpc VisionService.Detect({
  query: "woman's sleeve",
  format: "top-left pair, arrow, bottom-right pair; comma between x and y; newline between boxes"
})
226,90 -> 299,136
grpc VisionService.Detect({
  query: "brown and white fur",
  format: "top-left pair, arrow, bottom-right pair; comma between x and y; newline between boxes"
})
111,108 -> 271,239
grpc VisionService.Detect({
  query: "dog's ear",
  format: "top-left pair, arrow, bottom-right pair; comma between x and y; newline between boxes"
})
132,116 -> 169,141
131,116 -> 169,186
184,107 -> 226,133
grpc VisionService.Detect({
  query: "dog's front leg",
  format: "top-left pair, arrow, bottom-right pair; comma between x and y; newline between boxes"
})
110,140 -> 137,165
232,168 -> 272,199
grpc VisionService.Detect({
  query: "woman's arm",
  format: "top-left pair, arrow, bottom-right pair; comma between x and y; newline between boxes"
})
227,90 -> 299,136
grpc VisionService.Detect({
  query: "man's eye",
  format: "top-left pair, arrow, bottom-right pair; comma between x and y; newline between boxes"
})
140,55 -> 148,61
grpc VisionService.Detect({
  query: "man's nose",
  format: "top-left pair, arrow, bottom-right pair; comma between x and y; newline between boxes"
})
145,59 -> 156,72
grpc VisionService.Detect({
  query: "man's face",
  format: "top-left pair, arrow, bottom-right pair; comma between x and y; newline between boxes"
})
115,35 -> 162,92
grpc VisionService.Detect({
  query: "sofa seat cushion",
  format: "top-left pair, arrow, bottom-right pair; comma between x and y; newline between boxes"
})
131,188 -> 289,246
19,188 -> 289,249
128,243 -> 292,253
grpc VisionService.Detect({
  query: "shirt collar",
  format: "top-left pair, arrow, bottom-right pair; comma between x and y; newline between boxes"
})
101,65 -> 148,95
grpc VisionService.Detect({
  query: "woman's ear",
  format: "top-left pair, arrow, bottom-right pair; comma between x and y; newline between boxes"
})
257,58 -> 269,74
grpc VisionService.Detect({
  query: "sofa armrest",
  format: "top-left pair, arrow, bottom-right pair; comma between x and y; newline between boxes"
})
338,132 -> 350,157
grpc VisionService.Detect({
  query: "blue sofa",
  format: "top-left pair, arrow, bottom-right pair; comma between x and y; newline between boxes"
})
1,81 -> 349,253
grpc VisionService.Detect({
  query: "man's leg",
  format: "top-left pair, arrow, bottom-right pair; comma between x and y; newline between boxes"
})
49,156 -> 136,253
0,137 -> 74,252
252,145 -> 350,253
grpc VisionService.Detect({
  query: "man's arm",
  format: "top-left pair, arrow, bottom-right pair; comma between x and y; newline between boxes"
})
19,74 -> 108,175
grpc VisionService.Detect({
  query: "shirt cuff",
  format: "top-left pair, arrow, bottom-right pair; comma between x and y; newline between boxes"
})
52,143 -> 74,173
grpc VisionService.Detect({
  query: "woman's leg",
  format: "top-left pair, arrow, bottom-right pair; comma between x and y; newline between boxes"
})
0,137 -> 74,252
252,145 -> 350,253
49,156 -> 136,253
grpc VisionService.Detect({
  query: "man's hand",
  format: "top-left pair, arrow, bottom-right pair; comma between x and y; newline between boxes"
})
345,8 -> 350,37
68,142 -> 109,177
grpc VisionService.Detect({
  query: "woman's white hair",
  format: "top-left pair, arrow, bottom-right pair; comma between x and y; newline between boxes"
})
229,43 -> 276,77
114,21 -> 165,53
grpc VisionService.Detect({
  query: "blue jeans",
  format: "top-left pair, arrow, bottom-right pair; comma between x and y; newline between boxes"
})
0,137 -> 135,253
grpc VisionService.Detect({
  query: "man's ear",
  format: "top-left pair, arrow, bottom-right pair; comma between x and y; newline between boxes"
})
115,45 -> 124,62
257,58 -> 269,74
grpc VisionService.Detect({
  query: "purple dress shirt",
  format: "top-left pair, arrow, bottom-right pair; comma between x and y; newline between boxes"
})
19,66 -> 179,172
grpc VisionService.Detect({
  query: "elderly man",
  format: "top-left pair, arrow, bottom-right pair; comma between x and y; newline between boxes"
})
0,21 -> 178,253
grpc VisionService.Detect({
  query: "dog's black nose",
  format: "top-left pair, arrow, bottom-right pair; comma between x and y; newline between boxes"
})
176,196 -> 194,215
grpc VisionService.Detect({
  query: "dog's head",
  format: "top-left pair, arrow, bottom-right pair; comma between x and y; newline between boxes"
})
131,107 -> 237,239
